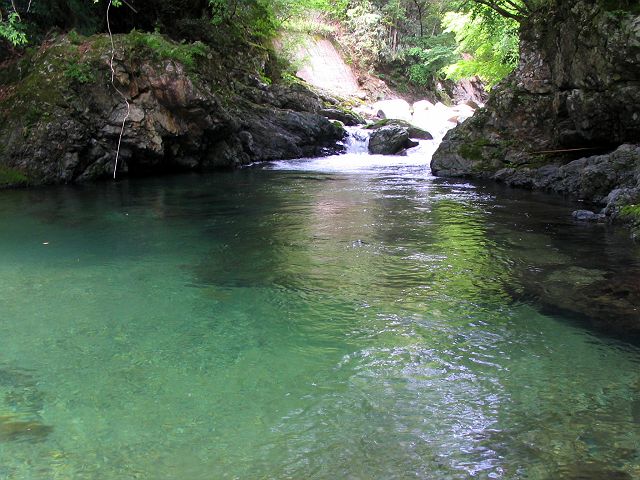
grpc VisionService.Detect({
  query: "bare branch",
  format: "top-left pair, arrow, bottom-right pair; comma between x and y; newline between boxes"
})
106,0 -> 130,180
470,0 -> 526,21
10,0 -> 20,19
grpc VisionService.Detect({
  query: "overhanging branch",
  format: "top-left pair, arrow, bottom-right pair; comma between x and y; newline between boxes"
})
470,0 -> 526,22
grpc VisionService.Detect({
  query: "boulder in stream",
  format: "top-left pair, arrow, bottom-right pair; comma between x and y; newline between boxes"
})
368,125 -> 419,155
365,119 -> 433,140
430,0 -> 640,231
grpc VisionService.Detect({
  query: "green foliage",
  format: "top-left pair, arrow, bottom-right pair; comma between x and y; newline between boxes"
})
455,0 -> 552,22
341,0 -> 387,67
67,29 -> 83,45
0,165 -> 28,186
64,60 -> 93,84
442,10 -> 519,87
126,30 -> 208,69
283,16 -> 335,37
619,204 -> 640,219
0,12 -> 27,46
209,0 -> 280,40
398,34 -> 458,86
618,204 -> 640,236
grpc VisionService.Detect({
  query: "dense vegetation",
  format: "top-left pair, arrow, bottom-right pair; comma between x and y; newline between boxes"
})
3,0 -> 638,93
0,1 -> 557,93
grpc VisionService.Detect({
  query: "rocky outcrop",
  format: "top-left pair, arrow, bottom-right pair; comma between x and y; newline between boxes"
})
318,107 -> 365,126
432,1 -> 640,219
0,33 -> 345,185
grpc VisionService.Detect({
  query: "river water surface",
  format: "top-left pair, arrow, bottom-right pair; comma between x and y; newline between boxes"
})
0,151 -> 639,479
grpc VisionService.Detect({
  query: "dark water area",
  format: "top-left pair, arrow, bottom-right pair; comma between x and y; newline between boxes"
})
0,155 -> 639,479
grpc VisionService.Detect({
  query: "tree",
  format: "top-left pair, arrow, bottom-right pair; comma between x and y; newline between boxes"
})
462,0 -> 551,22
0,1 -> 28,45
442,9 -> 519,87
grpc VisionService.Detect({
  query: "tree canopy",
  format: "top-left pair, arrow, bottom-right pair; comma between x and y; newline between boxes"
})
0,0 -> 545,90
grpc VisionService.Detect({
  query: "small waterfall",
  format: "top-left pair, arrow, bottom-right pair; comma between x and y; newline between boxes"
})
343,127 -> 371,154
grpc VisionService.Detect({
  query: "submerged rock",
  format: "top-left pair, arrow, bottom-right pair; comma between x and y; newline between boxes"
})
572,210 -> 605,222
0,415 -> 53,443
525,266 -> 640,335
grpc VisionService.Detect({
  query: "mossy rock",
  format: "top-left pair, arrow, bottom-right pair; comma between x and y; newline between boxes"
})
618,204 -> 640,237
458,138 -> 492,162
0,166 -> 29,187
319,107 -> 364,126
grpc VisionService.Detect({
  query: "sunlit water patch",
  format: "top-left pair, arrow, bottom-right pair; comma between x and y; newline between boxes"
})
0,166 -> 638,479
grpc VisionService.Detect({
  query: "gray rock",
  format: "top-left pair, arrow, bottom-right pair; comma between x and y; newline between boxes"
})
368,125 -> 418,155
319,108 -> 365,126
431,1 -> 640,228
572,210 -> 605,222
366,119 -> 433,140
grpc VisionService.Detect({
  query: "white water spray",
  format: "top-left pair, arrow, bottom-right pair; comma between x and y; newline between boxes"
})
342,127 -> 371,154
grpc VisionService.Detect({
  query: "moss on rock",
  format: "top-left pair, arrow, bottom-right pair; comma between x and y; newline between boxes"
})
0,166 -> 29,187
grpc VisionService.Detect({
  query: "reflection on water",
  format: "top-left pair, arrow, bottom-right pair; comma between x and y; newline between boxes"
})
0,159 -> 638,479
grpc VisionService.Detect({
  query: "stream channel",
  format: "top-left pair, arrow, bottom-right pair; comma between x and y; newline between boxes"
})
0,132 -> 639,479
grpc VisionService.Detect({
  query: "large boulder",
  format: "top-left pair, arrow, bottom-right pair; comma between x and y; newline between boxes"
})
368,125 -> 419,155
365,119 -> 433,140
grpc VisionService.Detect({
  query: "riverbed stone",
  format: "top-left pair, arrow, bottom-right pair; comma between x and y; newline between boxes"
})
572,210 -> 605,222
365,119 -> 433,140
319,108 -> 365,126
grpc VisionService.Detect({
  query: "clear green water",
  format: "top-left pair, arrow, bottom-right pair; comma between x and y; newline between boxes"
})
0,158 -> 639,479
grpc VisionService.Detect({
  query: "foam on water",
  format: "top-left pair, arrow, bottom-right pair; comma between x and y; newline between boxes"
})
268,126 -> 438,175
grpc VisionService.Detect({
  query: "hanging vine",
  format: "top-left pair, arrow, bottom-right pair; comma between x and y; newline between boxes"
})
105,0 -> 130,179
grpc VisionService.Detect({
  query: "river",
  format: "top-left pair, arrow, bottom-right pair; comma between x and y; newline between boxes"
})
0,149 -> 639,479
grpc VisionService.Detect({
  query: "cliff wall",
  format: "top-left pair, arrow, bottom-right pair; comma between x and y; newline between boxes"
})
432,0 -> 640,226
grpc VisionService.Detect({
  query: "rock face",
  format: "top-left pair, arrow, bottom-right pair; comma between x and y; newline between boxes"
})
0,33 -> 345,185
432,1 -> 640,217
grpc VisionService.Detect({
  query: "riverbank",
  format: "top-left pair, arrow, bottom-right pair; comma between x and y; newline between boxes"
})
0,31 -> 345,186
